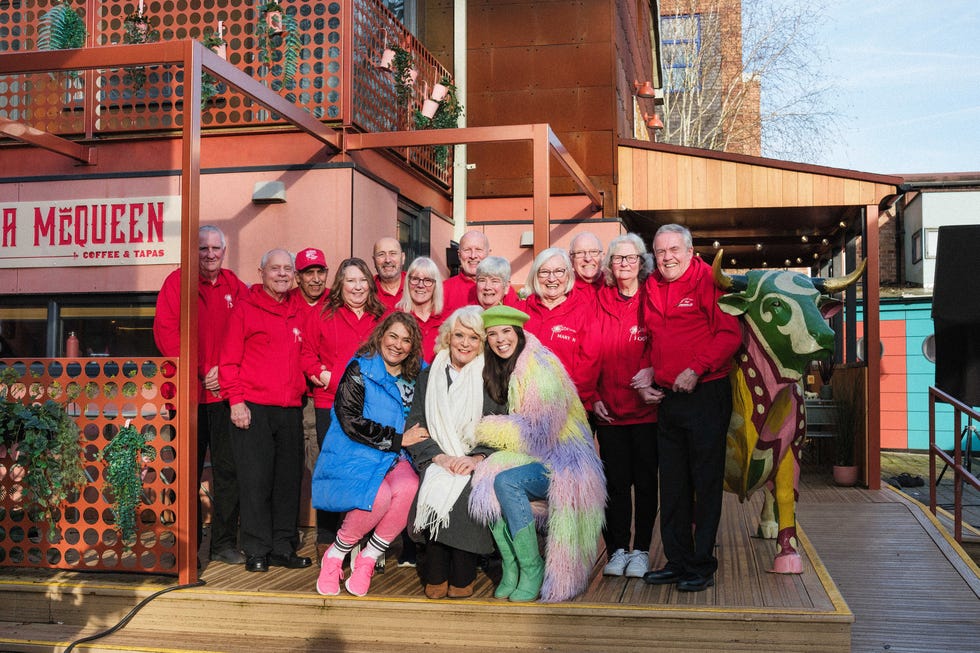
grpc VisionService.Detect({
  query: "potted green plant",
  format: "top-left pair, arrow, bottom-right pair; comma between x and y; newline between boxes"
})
390,43 -> 417,106
37,0 -> 86,51
123,6 -> 157,92
256,1 -> 301,89
99,421 -> 156,547
832,370 -> 864,486
1,368 -> 86,539
200,30 -> 226,108
413,75 -> 463,165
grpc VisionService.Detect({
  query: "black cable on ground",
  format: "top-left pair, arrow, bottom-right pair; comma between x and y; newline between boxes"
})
63,578 -> 206,652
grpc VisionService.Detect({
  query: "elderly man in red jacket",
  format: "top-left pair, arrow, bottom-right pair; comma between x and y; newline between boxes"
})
221,248 -> 312,573
153,224 -> 248,566
635,224 -> 741,593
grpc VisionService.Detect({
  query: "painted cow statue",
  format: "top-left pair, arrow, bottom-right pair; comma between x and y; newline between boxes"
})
712,251 -> 865,573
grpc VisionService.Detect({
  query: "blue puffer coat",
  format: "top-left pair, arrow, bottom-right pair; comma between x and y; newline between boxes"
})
311,353 -> 414,512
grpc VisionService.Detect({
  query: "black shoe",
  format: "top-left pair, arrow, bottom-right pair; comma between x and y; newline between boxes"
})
643,567 -> 684,585
210,548 -> 246,565
269,553 -> 312,569
245,555 -> 269,573
677,574 -> 714,592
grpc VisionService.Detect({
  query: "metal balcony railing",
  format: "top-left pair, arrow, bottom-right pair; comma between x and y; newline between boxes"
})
0,0 -> 453,184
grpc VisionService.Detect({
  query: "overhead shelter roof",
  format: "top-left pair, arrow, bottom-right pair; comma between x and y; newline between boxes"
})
617,139 -> 904,271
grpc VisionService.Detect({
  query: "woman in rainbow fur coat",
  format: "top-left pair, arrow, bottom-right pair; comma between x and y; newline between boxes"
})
468,305 -> 606,602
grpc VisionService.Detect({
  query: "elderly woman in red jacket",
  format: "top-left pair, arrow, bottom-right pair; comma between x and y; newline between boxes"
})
593,234 -> 660,579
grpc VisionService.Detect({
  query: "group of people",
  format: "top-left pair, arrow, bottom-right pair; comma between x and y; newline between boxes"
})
153,222 -> 741,602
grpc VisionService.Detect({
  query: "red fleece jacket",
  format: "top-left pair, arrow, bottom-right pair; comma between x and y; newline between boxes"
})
219,284 -> 307,408
594,283 -> 657,424
374,272 -> 406,313
301,305 -> 380,408
153,267 -> 248,404
522,288 -> 599,405
642,256 -> 742,388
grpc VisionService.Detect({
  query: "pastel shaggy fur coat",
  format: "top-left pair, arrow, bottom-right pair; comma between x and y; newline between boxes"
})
468,332 -> 606,602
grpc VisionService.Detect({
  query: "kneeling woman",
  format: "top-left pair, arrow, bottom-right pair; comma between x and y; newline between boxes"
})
312,313 -> 427,596
469,306 -> 606,602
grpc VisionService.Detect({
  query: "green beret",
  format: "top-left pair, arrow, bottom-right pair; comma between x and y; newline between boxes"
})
481,305 -> 530,329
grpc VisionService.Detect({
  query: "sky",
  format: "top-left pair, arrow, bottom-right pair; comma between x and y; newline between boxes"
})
808,0 -> 980,175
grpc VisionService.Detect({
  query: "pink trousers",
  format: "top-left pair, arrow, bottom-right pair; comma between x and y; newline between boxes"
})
337,459 -> 419,544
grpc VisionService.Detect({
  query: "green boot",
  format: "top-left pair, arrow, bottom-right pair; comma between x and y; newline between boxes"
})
490,520 -> 518,599
509,523 -> 544,602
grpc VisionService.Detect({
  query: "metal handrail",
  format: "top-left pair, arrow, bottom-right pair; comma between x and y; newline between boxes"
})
928,386 -> 980,542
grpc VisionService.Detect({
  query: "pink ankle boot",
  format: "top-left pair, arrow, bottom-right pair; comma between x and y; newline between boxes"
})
316,554 -> 344,596
345,552 -> 376,596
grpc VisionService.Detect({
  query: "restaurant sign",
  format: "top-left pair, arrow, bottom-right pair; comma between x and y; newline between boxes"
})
0,196 -> 181,268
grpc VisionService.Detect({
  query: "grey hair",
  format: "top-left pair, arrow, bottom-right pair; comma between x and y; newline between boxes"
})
475,256 -> 511,285
602,233 -> 654,286
396,256 -> 445,316
654,223 -> 693,249
260,248 -> 294,269
200,224 -> 227,249
434,305 -> 486,356
527,247 -> 575,297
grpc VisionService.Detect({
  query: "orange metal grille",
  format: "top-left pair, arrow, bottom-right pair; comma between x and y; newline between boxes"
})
0,1 -> 452,184
0,357 -> 182,575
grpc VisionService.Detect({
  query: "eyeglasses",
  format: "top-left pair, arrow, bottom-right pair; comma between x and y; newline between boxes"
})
570,249 -> 601,260
610,254 -> 640,265
408,276 -> 435,288
536,267 -> 567,279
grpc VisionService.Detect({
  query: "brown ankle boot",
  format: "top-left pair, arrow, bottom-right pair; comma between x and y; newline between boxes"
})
447,581 -> 474,599
424,581 -> 449,599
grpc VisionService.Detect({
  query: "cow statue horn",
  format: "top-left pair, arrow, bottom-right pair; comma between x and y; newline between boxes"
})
813,258 -> 867,294
711,249 -> 747,292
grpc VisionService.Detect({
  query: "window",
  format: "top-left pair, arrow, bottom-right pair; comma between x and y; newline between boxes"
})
396,198 -> 430,264
911,230 -> 922,264
661,14 -> 701,92
925,228 -> 939,259
0,294 -> 157,359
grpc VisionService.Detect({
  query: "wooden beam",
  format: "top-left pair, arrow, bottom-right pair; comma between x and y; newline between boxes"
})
0,118 -> 95,165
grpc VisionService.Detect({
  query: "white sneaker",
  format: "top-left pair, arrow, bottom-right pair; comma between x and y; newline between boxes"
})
602,548 -> 630,576
625,550 -> 649,578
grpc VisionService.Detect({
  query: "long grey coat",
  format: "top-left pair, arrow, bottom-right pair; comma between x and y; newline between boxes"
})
405,365 -> 506,554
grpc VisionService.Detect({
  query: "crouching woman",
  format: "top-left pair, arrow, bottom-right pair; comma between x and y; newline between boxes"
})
312,313 -> 427,596
468,305 -> 606,602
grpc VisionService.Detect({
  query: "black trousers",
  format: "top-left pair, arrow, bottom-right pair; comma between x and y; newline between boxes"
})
314,406 -> 343,545
424,540 -> 478,587
656,377 -> 731,578
231,402 -> 303,558
198,401 -> 240,554
596,421 -> 658,553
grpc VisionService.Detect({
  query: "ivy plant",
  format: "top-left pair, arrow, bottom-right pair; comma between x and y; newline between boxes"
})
200,31 -> 226,109
390,44 -> 416,107
256,1 -> 301,90
123,11 -> 158,92
1,367 -> 86,539
99,423 -> 156,547
413,76 -> 463,165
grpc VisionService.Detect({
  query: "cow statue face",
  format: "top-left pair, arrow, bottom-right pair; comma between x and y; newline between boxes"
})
712,252 -> 866,380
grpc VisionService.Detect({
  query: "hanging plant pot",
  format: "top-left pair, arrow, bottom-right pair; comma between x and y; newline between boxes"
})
376,28 -> 396,69
266,10 -> 283,34
431,79 -> 449,102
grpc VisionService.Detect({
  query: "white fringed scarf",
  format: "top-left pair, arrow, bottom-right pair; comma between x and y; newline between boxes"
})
413,348 -> 484,538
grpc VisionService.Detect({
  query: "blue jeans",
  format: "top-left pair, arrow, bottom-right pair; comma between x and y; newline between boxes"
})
494,463 -> 550,536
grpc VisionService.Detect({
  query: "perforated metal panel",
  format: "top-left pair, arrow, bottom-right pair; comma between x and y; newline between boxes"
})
0,1 -> 452,184
0,358 -> 181,574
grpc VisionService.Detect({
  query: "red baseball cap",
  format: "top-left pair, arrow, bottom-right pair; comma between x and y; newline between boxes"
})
296,247 -> 327,271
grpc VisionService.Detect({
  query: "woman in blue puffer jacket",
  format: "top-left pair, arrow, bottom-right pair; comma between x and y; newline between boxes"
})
311,312 -> 428,596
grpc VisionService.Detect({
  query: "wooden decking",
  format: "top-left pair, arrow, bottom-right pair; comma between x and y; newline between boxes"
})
1,468 -> 978,652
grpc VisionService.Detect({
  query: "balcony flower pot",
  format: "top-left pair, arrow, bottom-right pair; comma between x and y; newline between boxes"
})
832,464 -> 859,487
